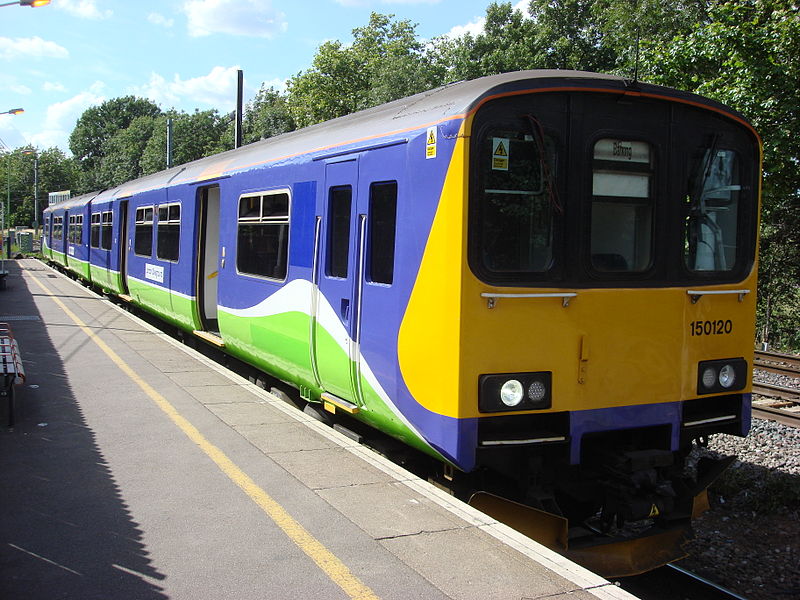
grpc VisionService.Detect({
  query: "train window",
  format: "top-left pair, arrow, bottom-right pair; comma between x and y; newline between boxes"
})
683,146 -> 742,273
68,214 -> 83,244
327,186 -> 352,279
90,213 -> 101,248
53,216 -> 62,241
236,191 -> 290,280
368,181 -> 397,285
475,124 -> 556,276
157,203 -> 181,262
590,139 -> 654,273
134,206 -> 154,257
101,211 -> 113,251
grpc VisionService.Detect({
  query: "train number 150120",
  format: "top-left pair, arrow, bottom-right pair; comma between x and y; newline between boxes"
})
690,319 -> 733,336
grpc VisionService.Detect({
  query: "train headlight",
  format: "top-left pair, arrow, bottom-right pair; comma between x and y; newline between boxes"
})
500,380 -> 524,407
701,367 -> 717,389
479,372 -> 552,413
718,364 -> 736,388
528,380 -> 547,403
696,358 -> 747,395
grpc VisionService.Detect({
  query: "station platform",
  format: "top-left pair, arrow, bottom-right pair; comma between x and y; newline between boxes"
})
0,259 -> 638,600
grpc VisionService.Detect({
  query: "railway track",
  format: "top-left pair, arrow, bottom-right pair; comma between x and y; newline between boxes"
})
754,349 -> 800,377
752,350 -> 800,427
616,564 -> 748,600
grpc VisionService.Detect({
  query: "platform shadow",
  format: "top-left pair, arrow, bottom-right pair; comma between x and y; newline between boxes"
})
0,260 -> 168,599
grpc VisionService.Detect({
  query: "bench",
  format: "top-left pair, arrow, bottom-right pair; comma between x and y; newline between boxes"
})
1,323 -> 25,426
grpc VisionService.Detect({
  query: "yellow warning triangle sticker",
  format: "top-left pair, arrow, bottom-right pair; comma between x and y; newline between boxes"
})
494,141 -> 508,157
648,504 -> 660,517
427,130 -> 436,145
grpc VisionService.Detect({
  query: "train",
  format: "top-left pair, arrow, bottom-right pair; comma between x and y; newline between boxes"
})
42,70 -> 761,576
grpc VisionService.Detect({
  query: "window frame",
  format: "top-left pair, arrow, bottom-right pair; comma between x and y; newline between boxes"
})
134,205 -> 155,257
156,202 -> 181,263
366,180 -> 398,286
586,136 -> 657,278
326,185 -> 353,280
468,110 -> 564,285
68,214 -> 84,245
100,210 -> 113,251
235,189 -> 291,282
90,212 -> 102,249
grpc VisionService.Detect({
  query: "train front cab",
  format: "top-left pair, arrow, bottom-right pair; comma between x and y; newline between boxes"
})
400,82 -> 760,576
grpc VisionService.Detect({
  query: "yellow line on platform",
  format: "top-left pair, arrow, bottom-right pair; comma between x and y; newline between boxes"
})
31,276 -> 380,600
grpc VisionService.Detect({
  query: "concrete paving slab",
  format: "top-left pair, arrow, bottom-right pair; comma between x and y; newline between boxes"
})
183,384 -> 262,405
317,480 -> 468,539
269,447 -> 395,490
149,359 -> 214,373
380,527 -> 596,600
165,370 -> 233,387
237,421 -> 342,453
206,401 -> 295,427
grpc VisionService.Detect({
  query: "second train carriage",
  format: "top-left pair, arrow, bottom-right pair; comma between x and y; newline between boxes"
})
43,70 -> 761,575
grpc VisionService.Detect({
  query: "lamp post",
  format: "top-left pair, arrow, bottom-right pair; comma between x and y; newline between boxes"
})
0,1 -> 51,7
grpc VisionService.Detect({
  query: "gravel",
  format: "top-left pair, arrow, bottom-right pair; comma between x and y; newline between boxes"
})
676,368 -> 800,600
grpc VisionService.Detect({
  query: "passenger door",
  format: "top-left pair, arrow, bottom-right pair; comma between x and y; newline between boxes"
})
314,158 -> 361,404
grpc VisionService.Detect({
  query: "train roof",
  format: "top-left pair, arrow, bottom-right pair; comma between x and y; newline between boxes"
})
61,70 -> 754,206
45,191 -> 99,213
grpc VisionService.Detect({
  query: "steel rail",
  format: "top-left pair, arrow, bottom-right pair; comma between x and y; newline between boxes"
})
754,350 -> 800,378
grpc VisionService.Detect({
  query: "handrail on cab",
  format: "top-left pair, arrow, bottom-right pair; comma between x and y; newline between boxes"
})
481,292 -> 577,309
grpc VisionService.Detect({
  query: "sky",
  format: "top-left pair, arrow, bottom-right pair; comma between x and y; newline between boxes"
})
0,0 -> 524,156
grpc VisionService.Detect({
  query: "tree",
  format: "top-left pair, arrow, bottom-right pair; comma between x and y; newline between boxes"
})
244,86 -> 296,143
141,109 -> 228,174
643,0 -> 800,348
436,2 -> 539,81
1,146 -> 79,228
69,96 -> 161,192
98,115 -> 156,188
287,13 -> 440,127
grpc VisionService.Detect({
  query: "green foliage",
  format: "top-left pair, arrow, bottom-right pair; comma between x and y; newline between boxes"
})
643,0 -> 800,349
69,96 -> 162,192
141,110 -> 228,174
286,12 -> 440,127
243,86 -> 296,143
1,147 -> 78,228
98,115 -> 156,188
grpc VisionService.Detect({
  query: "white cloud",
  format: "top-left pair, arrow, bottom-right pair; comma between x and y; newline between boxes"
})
27,86 -> 106,151
10,83 -> 32,95
445,18 -> 485,39
445,1 -> 530,39
43,82 -> 67,93
183,0 -> 288,38
0,37 -> 69,61
132,66 -> 245,111
148,12 -> 175,28
260,77 -> 288,94
55,0 -> 112,20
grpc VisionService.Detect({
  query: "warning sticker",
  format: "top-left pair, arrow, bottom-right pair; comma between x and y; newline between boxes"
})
426,126 -> 437,159
492,138 -> 509,170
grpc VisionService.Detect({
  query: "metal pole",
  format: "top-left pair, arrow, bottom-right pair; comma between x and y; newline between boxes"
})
5,154 -> 10,259
235,69 -> 243,149
166,118 -> 173,169
33,154 -> 39,236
